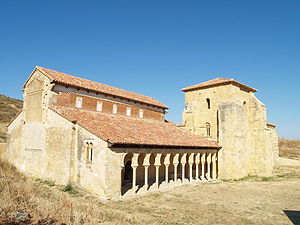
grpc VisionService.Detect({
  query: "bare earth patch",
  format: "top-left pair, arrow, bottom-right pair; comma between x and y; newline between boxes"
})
1,158 -> 300,225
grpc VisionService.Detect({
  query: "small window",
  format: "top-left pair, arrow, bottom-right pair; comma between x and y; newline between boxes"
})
76,97 -> 82,108
206,98 -> 211,109
126,107 -> 131,116
96,102 -> 103,112
139,109 -> 144,118
205,122 -> 211,137
112,104 -> 118,114
86,142 -> 93,162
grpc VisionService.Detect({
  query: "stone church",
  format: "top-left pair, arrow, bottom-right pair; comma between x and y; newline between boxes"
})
4,66 -> 278,199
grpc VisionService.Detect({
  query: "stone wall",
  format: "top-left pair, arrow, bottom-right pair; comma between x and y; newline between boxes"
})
182,83 -> 279,179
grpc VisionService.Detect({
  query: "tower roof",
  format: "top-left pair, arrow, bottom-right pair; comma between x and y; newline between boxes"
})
182,78 -> 257,93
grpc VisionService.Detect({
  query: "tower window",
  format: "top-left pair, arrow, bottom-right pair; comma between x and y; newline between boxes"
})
76,97 -> 82,108
205,122 -> 211,137
206,98 -> 211,109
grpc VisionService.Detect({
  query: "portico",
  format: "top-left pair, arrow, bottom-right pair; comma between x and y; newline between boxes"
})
120,149 -> 218,197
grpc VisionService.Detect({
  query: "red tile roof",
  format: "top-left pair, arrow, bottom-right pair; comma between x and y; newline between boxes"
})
34,66 -> 169,109
182,78 -> 257,92
50,105 -> 220,149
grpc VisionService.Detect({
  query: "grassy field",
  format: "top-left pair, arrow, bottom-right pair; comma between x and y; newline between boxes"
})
0,157 -> 299,225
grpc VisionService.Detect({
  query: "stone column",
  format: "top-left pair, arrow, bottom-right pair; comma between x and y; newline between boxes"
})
212,152 -> 217,180
173,154 -> 179,184
181,153 -> 187,184
188,153 -> 195,183
164,153 -> 171,188
143,154 -> 151,189
207,152 -> 212,180
195,153 -> 200,181
201,153 -> 206,180
154,153 -> 162,189
131,153 -> 139,191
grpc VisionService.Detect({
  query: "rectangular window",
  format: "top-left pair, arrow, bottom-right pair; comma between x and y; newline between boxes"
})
112,104 -> 117,114
96,102 -> 102,112
126,107 -> 131,116
139,109 -> 144,118
76,97 -> 82,108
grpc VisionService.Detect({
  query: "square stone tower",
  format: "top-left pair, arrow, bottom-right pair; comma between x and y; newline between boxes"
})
181,78 -> 278,179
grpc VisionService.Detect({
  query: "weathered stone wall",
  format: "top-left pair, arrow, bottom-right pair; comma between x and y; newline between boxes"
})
182,83 -> 279,179
183,84 -> 250,141
218,101 -> 248,179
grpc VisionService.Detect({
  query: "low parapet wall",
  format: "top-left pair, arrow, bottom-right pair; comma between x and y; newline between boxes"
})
0,143 -> 7,156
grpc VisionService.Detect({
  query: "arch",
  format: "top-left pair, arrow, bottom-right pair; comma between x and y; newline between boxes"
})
124,160 -> 133,181
206,98 -> 211,109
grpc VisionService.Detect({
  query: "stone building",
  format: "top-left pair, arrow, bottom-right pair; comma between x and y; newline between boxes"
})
5,66 -> 221,200
181,78 -> 278,179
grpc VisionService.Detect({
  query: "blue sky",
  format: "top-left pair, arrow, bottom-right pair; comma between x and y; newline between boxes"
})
0,1 -> 299,139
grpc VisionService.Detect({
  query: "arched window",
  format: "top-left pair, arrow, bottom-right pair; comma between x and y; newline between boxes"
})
206,98 -> 211,109
86,142 -> 93,162
205,122 -> 211,137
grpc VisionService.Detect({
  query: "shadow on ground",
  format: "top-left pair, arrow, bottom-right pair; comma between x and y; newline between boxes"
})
284,210 -> 300,225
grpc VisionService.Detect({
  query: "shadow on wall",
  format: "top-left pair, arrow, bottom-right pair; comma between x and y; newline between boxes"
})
284,210 -> 300,225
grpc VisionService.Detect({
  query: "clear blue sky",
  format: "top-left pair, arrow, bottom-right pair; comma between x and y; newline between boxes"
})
0,1 -> 299,139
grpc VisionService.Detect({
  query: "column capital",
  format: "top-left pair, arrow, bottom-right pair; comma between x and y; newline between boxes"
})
195,153 -> 200,163
188,153 -> 195,164
143,153 -> 151,166
132,153 -> 139,167
154,153 -> 162,166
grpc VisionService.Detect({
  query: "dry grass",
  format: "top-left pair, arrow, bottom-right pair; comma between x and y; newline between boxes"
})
279,138 -> 300,160
1,157 -> 300,225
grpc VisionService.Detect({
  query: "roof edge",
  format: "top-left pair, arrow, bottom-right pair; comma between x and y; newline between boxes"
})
182,79 -> 257,93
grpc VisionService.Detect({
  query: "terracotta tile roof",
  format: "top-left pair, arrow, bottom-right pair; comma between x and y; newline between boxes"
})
50,105 -> 220,149
182,78 -> 257,92
34,66 -> 169,109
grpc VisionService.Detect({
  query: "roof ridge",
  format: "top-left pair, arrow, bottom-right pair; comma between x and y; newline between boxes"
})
35,66 -> 169,109
182,77 -> 257,92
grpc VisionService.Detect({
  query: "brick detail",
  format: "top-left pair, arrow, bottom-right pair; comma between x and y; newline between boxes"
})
54,92 -> 164,121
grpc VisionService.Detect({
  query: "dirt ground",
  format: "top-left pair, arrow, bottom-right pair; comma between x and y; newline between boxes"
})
1,158 -> 300,225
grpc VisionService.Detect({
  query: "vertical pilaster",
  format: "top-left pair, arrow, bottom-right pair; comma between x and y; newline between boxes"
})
131,153 -> 139,191
201,153 -> 206,180
181,153 -> 187,183
188,153 -> 195,183
173,153 -> 179,184
207,152 -> 212,180
154,153 -> 162,189
195,153 -> 200,181
164,153 -> 171,187
143,154 -> 151,189
212,152 -> 217,180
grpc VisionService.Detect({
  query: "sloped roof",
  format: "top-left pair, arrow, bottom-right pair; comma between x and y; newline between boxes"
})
182,78 -> 257,92
50,105 -> 220,149
32,66 -> 168,109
